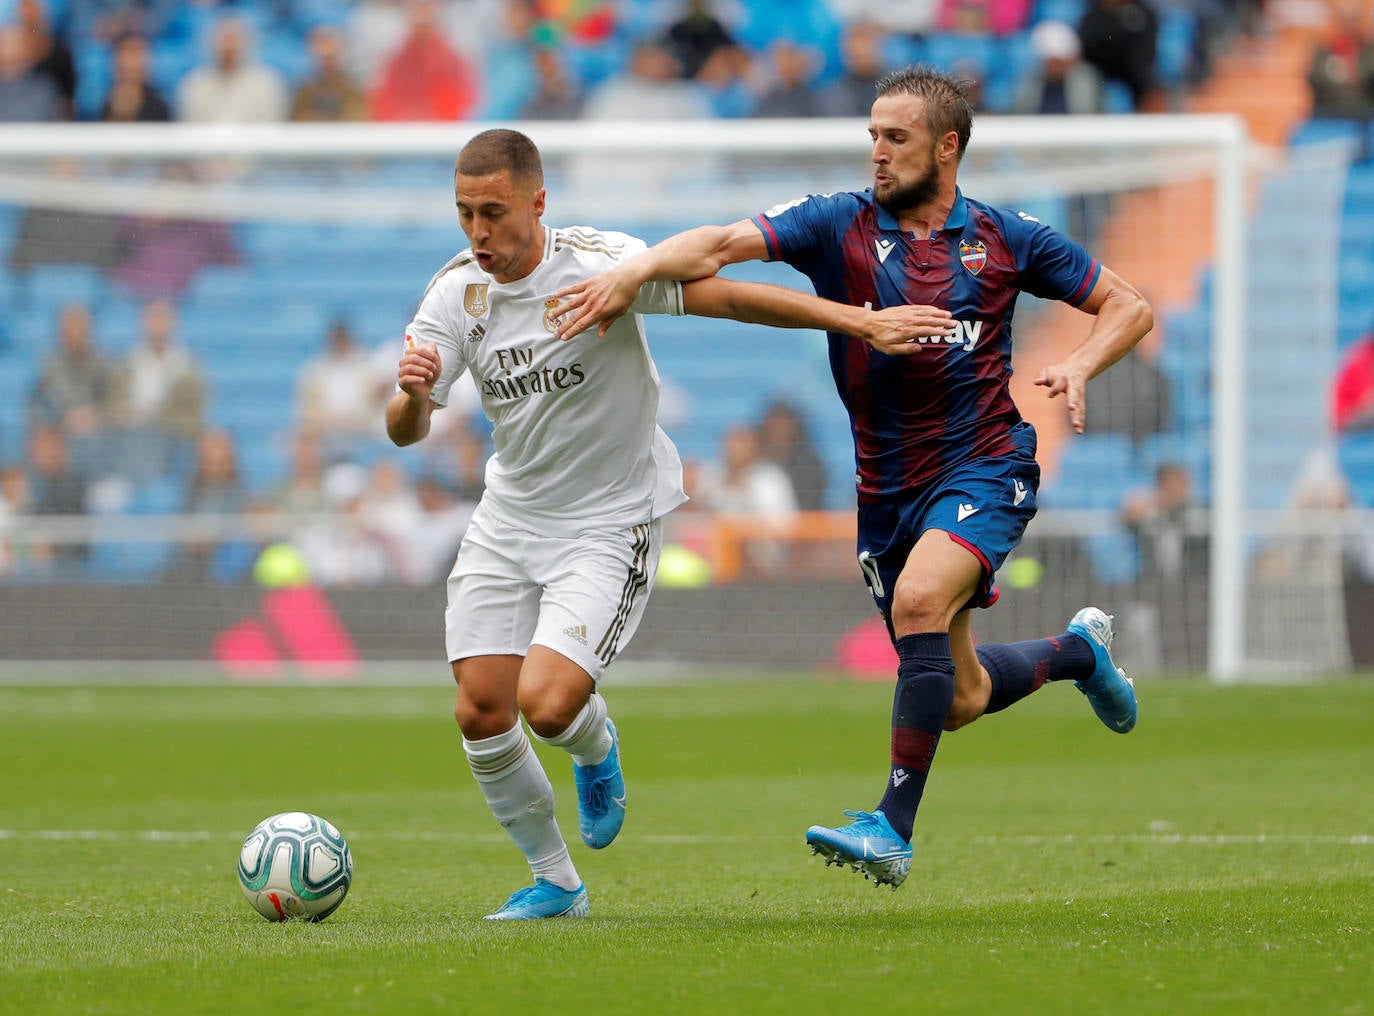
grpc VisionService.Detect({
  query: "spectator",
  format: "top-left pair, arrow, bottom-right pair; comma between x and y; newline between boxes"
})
816,20 -> 886,118
580,39 -> 715,121
98,32 -> 170,122
273,431 -> 330,518
753,40 -> 824,118
294,461 -> 394,586
291,23 -> 366,122
937,0 -> 1032,35
757,399 -> 827,510
107,298 -> 206,480
518,46 -> 583,120
1119,460 -> 1206,670
296,319 -> 388,458
369,0 -> 479,121
176,16 -> 289,122
25,425 -> 89,568
1012,19 -> 1105,116
1307,7 -> 1374,119
169,427 -> 249,582
1078,0 -> 1159,111
825,1 -> 938,39
1120,461 -> 1199,581
695,423 -> 799,575
409,475 -> 476,584
694,38 -> 754,118
0,23 -> 59,121
665,0 -> 738,80
1332,332 -> 1374,433
16,0 -> 75,119
28,303 -> 114,472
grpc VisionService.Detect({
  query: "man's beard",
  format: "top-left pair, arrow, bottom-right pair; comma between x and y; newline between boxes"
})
875,162 -> 940,215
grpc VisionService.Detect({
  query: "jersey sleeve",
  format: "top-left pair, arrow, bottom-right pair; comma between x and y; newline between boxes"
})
1001,209 -> 1101,307
750,193 -> 839,272
404,280 -> 468,408
612,232 -> 685,316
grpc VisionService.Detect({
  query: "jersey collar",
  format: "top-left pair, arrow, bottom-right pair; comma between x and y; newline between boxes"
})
873,187 -> 969,235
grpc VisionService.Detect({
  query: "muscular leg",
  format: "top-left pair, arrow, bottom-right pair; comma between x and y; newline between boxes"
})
454,654 -> 581,890
873,530 -> 984,842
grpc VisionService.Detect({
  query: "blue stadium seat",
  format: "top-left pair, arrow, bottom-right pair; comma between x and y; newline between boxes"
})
1044,433 -> 1140,509
1155,8 -> 1197,88
20,265 -> 108,308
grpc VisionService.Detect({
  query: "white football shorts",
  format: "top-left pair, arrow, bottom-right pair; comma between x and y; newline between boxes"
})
445,501 -> 663,681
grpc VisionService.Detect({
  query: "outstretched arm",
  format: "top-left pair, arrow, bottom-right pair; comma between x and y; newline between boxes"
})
1034,266 -> 1154,434
681,277 -> 955,355
555,219 -> 769,340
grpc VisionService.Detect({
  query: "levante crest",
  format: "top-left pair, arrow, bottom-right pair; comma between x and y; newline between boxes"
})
958,239 -> 987,276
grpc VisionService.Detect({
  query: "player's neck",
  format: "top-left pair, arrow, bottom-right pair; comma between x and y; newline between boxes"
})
894,183 -> 957,239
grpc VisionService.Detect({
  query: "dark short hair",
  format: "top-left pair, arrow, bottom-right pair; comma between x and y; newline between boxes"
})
874,65 -> 974,160
455,128 -> 544,187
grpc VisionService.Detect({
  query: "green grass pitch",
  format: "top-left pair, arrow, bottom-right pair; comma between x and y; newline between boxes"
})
1,675 -> 1371,1014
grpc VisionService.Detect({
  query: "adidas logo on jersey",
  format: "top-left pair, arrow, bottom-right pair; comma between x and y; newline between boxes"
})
563,624 -> 588,645
465,323 -> 486,344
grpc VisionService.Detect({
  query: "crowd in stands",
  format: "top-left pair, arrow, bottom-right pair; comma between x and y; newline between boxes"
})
0,0 -> 1256,127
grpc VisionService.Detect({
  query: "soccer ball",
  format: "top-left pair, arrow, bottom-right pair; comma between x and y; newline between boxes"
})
237,812 -> 353,922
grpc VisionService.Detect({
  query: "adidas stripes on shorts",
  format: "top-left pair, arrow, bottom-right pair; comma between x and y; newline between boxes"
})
445,500 -> 663,681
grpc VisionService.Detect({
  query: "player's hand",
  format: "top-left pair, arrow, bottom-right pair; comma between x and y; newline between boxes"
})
397,341 -> 441,402
862,304 -> 956,355
553,269 -> 640,341
1035,362 -> 1088,433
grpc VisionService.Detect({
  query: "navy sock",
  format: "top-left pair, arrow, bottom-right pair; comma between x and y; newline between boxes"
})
875,632 -> 954,843
979,632 -> 1097,714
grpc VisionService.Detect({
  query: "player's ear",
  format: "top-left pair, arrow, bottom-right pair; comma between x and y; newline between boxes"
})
938,131 -> 960,164
532,187 -> 547,217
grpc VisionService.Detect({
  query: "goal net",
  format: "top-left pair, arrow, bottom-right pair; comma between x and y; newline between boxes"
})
0,117 -> 1356,680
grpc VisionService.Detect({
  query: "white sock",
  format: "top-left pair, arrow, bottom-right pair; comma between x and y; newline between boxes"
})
534,691 -> 612,766
462,721 -> 581,890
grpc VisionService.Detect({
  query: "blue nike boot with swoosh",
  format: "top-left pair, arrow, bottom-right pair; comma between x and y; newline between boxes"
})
573,719 -> 626,849
806,809 -> 912,889
1067,606 -> 1137,733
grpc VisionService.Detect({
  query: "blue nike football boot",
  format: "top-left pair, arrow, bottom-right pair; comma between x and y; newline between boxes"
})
1067,606 -> 1137,733
806,809 -> 912,889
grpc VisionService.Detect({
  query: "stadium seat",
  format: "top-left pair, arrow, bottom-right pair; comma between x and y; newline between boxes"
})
1044,433 -> 1140,510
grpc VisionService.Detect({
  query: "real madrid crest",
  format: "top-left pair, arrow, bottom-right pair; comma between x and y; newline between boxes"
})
542,297 -> 564,333
958,239 -> 987,276
464,283 -> 490,317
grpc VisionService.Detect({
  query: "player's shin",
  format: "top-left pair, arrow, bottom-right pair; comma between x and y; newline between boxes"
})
876,632 -> 956,842
463,721 -> 580,889
978,634 -> 1097,713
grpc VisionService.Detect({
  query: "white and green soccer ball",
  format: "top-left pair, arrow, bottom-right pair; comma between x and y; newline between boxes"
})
237,812 -> 353,922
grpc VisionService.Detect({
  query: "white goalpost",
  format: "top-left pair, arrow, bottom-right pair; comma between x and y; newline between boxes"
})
3,114 -> 1344,682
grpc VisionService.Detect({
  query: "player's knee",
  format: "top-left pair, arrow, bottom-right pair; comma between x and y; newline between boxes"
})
454,691 -> 517,740
518,683 -> 585,740
890,579 -> 952,633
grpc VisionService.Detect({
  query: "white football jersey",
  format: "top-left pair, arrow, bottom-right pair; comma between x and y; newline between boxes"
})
405,225 -> 688,536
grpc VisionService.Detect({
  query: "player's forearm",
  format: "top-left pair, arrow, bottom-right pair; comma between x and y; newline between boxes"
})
682,277 -> 866,334
1067,286 -> 1154,380
385,391 -> 432,447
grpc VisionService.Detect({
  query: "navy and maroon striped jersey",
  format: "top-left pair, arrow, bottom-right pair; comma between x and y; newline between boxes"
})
751,187 -> 1100,499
